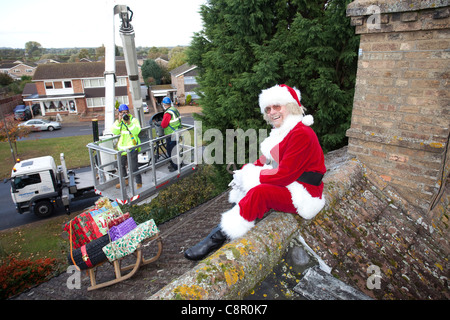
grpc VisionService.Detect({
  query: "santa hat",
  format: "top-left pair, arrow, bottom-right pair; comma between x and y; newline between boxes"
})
258,84 -> 302,113
258,84 -> 314,126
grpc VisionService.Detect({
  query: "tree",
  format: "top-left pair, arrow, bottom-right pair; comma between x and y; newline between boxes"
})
188,0 -> 359,187
142,59 -> 163,86
78,48 -> 90,60
25,41 -> 43,59
147,47 -> 168,59
95,45 -> 106,60
168,48 -> 188,71
8,76 -> 32,95
0,73 -> 14,87
0,114 -> 31,159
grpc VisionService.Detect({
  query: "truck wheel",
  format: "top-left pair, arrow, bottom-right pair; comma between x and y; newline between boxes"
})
34,201 -> 53,217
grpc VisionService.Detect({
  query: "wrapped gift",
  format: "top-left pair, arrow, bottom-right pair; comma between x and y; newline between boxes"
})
63,211 -> 104,250
109,217 -> 137,241
107,212 -> 130,229
90,200 -> 123,235
68,235 -> 110,270
102,219 -> 159,262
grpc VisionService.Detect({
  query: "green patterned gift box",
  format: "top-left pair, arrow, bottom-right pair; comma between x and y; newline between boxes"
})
102,219 -> 159,262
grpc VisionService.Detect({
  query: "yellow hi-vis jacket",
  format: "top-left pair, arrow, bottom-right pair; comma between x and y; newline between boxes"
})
111,115 -> 141,155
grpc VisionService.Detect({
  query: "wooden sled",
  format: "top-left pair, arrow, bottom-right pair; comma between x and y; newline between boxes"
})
86,234 -> 163,291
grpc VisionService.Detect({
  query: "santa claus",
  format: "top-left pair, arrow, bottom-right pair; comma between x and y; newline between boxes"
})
184,84 -> 326,261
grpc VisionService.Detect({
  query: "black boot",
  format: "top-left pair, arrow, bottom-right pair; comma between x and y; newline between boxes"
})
184,226 -> 228,261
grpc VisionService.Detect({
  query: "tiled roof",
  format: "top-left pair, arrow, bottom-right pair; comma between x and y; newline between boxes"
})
0,61 -> 36,69
33,61 -> 128,80
22,83 -> 37,95
170,63 -> 197,77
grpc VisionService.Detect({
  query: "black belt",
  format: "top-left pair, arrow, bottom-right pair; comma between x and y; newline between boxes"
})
297,171 -> 323,186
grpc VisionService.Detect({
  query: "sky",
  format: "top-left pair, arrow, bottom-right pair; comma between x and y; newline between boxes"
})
0,0 -> 206,49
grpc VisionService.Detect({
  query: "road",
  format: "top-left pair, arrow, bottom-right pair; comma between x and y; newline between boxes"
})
0,167 -> 98,231
1,114 -> 195,231
19,113 -> 195,141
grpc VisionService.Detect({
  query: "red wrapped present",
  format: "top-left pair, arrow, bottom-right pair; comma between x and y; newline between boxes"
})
64,211 -> 104,250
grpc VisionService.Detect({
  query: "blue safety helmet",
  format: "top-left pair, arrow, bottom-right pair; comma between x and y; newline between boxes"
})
162,97 -> 171,105
118,104 -> 129,112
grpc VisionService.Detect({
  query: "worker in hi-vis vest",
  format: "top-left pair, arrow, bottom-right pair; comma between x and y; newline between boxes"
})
160,97 -> 182,172
111,104 -> 142,189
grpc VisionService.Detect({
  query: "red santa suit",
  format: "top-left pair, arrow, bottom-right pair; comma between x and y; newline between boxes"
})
220,85 -> 326,240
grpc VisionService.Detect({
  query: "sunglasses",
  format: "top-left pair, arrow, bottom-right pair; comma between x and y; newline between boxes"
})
264,105 -> 282,114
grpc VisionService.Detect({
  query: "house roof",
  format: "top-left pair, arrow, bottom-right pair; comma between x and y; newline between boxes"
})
22,83 -> 37,96
170,63 -> 197,77
155,55 -> 169,62
150,84 -> 176,91
32,61 -> 128,81
0,61 -> 36,70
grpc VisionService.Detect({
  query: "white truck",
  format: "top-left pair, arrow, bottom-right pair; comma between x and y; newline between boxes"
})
9,153 -> 95,217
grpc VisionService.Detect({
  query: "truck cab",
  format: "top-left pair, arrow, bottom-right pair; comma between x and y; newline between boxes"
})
11,156 -> 59,216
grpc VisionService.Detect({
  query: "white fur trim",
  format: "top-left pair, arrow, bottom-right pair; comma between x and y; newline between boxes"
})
239,163 -> 261,192
259,85 -> 301,113
220,206 -> 255,239
228,187 -> 246,204
286,181 -> 325,219
302,114 -> 314,126
229,163 -> 272,195
260,115 -> 303,160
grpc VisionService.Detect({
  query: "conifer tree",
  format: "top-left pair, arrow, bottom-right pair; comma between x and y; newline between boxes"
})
188,0 -> 359,186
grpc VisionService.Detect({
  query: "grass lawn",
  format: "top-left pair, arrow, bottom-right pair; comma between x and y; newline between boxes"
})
0,135 -> 93,179
0,214 -> 72,266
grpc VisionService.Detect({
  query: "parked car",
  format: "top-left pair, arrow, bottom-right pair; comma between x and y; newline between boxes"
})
19,119 -> 62,131
142,102 -> 149,113
14,105 -> 32,121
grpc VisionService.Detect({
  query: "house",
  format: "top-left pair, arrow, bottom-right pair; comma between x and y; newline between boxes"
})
24,61 -> 131,119
22,82 -> 37,100
170,63 -> 199,104
155,56 -> 169,69
149,84 -> 177,104
0,60 -> 36,80
36,59 -> 60,65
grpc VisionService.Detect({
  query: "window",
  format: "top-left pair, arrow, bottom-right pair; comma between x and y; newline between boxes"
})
45,82 -> 53,89
87,97 -> 105,108
184,76 -> 197,85
83,77 -> 127,88
54,81 -> 63,89
87,95 -> 129,108
64,81 -> 72,88
116,77 -> 127,86
13,174 -> 42,190
83,78 -> 105,88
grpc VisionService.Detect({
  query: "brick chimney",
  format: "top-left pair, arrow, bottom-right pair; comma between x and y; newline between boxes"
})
345,1 -> 449,215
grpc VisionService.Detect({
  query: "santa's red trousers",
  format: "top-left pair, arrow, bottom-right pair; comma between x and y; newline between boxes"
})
238,184 -> 297,222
